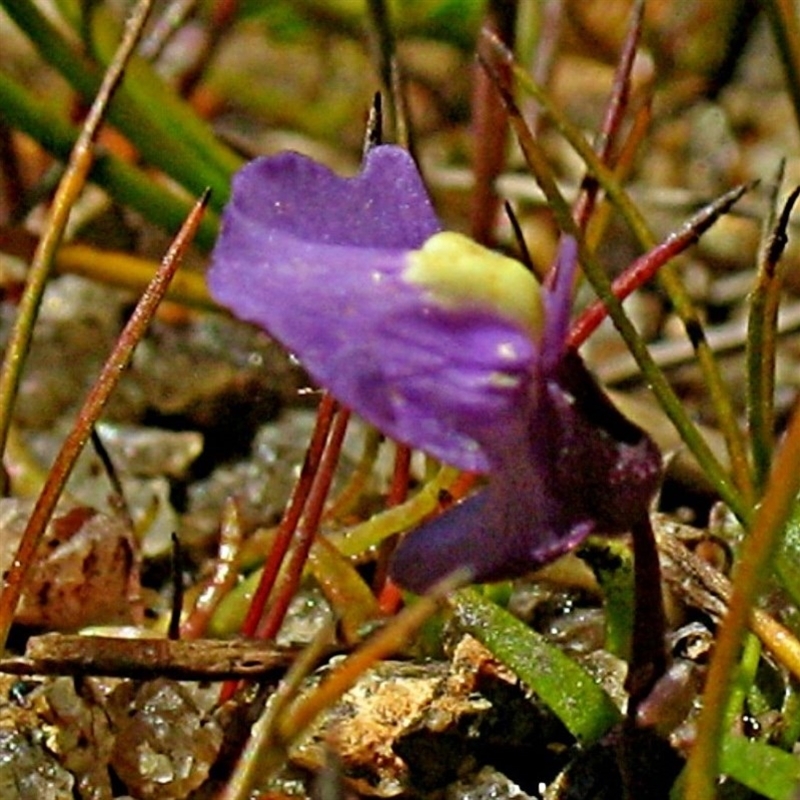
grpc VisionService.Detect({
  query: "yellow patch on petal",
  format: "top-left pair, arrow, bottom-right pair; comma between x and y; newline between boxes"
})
403,232 -> 542,335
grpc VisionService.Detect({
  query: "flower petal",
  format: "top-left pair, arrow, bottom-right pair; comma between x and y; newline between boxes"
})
540,235 -> 578,371
208,146 -> 539,471
390,353 -> 662,593
221,144 -> 441,249
390,239 -> 662,592
389,487 -> 596,593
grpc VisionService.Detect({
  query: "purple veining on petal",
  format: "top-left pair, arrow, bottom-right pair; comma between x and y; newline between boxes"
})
208,145 -> 536,472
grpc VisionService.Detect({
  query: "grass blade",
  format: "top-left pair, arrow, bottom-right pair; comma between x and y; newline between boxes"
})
452,587 -> 621,744
1,0 -> 240,206
0,187 -> 210,650
0,70 -> 219,249
685,396 -> 800,798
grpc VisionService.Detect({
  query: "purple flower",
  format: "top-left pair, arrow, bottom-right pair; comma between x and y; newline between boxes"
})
208,145 -> 662,593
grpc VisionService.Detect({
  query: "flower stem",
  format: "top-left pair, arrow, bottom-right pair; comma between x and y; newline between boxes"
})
626,515 -> 667,713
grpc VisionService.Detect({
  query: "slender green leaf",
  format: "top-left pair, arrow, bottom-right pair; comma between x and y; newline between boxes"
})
451,587 -> 621,744
579,538 -> 634,660
87,4 -> 242,181
721,736 -> 800,800
776,500 -> 800,608
0,71 -> 218,249
0,0 -> 240,207
686,401 -> 800,798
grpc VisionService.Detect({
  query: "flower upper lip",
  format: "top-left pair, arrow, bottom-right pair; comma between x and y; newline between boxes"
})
208,145 -> 538,474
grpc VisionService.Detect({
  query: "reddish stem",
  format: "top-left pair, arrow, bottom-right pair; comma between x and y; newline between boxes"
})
377,582 -> 403,615
219,394 -> 340,704
568,182 -> 753,349
470,0 -> 516,246
573,0 -> 644,230
387,443 -> 412,507
445,470 -> 479,503
374,443 -> 412,612
255,407 -> 352,640
0,189 -> 208,650
239,393 -> 337,639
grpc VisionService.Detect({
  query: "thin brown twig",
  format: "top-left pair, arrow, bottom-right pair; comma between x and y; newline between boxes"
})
0,187 -> 209,651
0,0 -> 155,480
0,632 -> 298,680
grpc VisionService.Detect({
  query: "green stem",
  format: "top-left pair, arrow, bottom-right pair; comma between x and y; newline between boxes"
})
486,34 -> 755,506
87,4 -> 242,181
684,396 -> 800,798
0,0 -> 191,650
483,57 -> 749,523
724,634 -> 761,732
0,70 -> 218,249
747,182 -> 800,488
1,0 -> 240,206
0,0 -> 156,472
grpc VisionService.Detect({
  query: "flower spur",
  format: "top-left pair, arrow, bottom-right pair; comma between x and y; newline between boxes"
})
207,144 -> 662,593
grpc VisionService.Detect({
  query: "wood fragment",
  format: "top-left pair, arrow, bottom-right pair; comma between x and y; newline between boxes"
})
656,515 -> 800,682
0,634 -> 302,681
